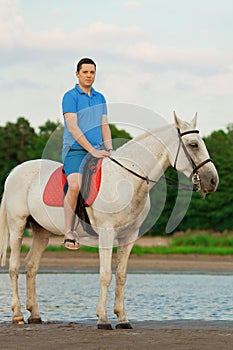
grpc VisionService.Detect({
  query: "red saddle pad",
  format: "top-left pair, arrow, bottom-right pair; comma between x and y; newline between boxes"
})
43,166 -> 66,207
43,162 -> 102,207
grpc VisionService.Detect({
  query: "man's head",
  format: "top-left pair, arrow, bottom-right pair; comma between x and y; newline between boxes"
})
76,58 -> 96,73
76,58 -> 96,91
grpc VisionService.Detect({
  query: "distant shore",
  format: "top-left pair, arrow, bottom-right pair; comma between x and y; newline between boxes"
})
24,251 -> 233,273
1,235 -> 233,274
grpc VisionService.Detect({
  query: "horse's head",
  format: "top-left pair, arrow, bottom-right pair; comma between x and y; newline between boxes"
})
172,112 -> 219,195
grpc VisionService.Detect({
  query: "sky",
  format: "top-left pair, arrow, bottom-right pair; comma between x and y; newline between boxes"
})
0,0 -> 233,136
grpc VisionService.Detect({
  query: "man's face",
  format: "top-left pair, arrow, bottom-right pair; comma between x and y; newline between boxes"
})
76,63 -> 96,88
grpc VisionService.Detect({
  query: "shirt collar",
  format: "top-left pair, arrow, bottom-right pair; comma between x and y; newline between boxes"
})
75,84 -> 96,96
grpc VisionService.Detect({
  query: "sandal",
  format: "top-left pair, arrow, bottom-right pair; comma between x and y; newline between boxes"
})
64,231 -> 79,250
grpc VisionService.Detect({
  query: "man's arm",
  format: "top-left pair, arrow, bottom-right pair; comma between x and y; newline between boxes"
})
102,115 -> 113,151
64,113 -> 111,157
64,113 -> 94,152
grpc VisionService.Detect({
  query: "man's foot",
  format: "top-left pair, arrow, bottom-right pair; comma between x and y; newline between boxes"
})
64,231 -> 79,250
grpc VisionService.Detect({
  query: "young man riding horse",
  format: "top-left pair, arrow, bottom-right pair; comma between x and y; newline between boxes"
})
62,58 -> 113,250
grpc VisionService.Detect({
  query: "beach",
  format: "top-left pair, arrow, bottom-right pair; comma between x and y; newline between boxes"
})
1,237 -> 233,349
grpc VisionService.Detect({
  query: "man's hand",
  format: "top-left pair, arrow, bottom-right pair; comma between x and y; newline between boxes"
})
90,148 -> 111,158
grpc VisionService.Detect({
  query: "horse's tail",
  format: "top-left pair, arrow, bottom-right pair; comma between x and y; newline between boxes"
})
0,192 -> 9,266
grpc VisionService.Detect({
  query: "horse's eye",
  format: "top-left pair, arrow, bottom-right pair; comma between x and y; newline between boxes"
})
189,143 -> 198,148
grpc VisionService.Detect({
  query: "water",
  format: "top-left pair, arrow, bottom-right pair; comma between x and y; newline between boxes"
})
0,273 -> 233,323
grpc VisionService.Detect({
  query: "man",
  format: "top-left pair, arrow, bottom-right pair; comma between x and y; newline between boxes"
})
62,58 -> 112,250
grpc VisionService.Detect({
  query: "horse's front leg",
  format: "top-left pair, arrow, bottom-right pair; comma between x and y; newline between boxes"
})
114,242 -> 134,329
96,246 -> 113,330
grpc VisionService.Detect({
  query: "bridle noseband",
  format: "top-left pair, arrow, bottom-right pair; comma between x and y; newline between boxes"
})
174,128 -> 213,181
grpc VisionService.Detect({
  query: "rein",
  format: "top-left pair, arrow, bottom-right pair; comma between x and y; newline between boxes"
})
109,157 -> 195,191
109,157 -> 154,185
109,128 -> 213,192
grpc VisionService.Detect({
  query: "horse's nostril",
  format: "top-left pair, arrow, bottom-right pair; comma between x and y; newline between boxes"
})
210,178 -> 216,186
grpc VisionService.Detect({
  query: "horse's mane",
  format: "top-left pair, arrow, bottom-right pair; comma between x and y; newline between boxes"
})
133,123 -> 174,142
115,123 -> 175,153
126,118 -> 196,145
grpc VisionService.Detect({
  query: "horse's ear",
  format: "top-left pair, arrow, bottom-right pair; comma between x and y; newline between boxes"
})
173,111 -> 181,128
190,112 -> 197,129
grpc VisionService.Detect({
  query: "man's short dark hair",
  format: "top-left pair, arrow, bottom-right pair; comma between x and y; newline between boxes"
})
76,58 -> 96,72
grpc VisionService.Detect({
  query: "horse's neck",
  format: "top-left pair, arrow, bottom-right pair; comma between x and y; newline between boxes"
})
116,125 -> 175,186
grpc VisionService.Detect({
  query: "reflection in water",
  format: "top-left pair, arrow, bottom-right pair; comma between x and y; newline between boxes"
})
0,273 -> 232,323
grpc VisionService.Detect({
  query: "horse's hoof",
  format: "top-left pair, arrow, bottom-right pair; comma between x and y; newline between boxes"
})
116,322 -> 133,329
12,316 -> 25,324
28,317 -> 42,324
97,323 -> 113,330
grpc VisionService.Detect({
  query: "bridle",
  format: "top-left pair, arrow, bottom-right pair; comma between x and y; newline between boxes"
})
109,128 -> 213,191
173,128 -> 213,183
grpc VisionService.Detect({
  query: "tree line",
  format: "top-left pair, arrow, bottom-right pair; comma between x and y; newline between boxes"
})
0,117 -> 232,234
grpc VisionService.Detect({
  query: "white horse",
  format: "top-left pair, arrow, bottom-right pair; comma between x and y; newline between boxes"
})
0,113 -> 218,329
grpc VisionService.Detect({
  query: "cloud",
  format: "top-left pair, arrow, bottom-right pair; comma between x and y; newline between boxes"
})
0,78 -> 47,91
124,43 -> 232,76
0,1 -> 232,114
0,15 -> 146,66
0,2 -> 231,81
22,22 -> 144,55
0,0 -> 24,47
123,1 -> 142,10
0,0 -> 230,78
51,7 -> 63,15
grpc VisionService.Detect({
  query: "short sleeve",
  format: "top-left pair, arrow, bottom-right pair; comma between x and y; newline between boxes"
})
62,91 -> 77,114
101,94 -> 107,115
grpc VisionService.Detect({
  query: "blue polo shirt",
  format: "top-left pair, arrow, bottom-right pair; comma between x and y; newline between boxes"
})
62,84 -> 107,153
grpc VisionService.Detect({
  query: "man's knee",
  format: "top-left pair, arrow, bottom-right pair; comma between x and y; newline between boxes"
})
67,174 -> 81,195
68,180 -> 80,194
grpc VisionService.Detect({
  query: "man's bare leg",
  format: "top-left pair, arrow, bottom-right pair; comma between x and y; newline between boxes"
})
64,173 -> 82,250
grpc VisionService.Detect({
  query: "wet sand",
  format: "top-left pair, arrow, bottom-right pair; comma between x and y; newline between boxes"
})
1,320 -> 233,350
1,239 -> 233,349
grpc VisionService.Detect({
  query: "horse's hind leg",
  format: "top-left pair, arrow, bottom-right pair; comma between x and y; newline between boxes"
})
8,217 -> 27,324
25,222 -> 50,324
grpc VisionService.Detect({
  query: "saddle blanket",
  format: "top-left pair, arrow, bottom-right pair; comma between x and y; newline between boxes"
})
43,159 -> 103,207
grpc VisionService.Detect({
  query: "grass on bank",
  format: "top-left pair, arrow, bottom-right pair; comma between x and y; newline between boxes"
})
19,231 -> 233,256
